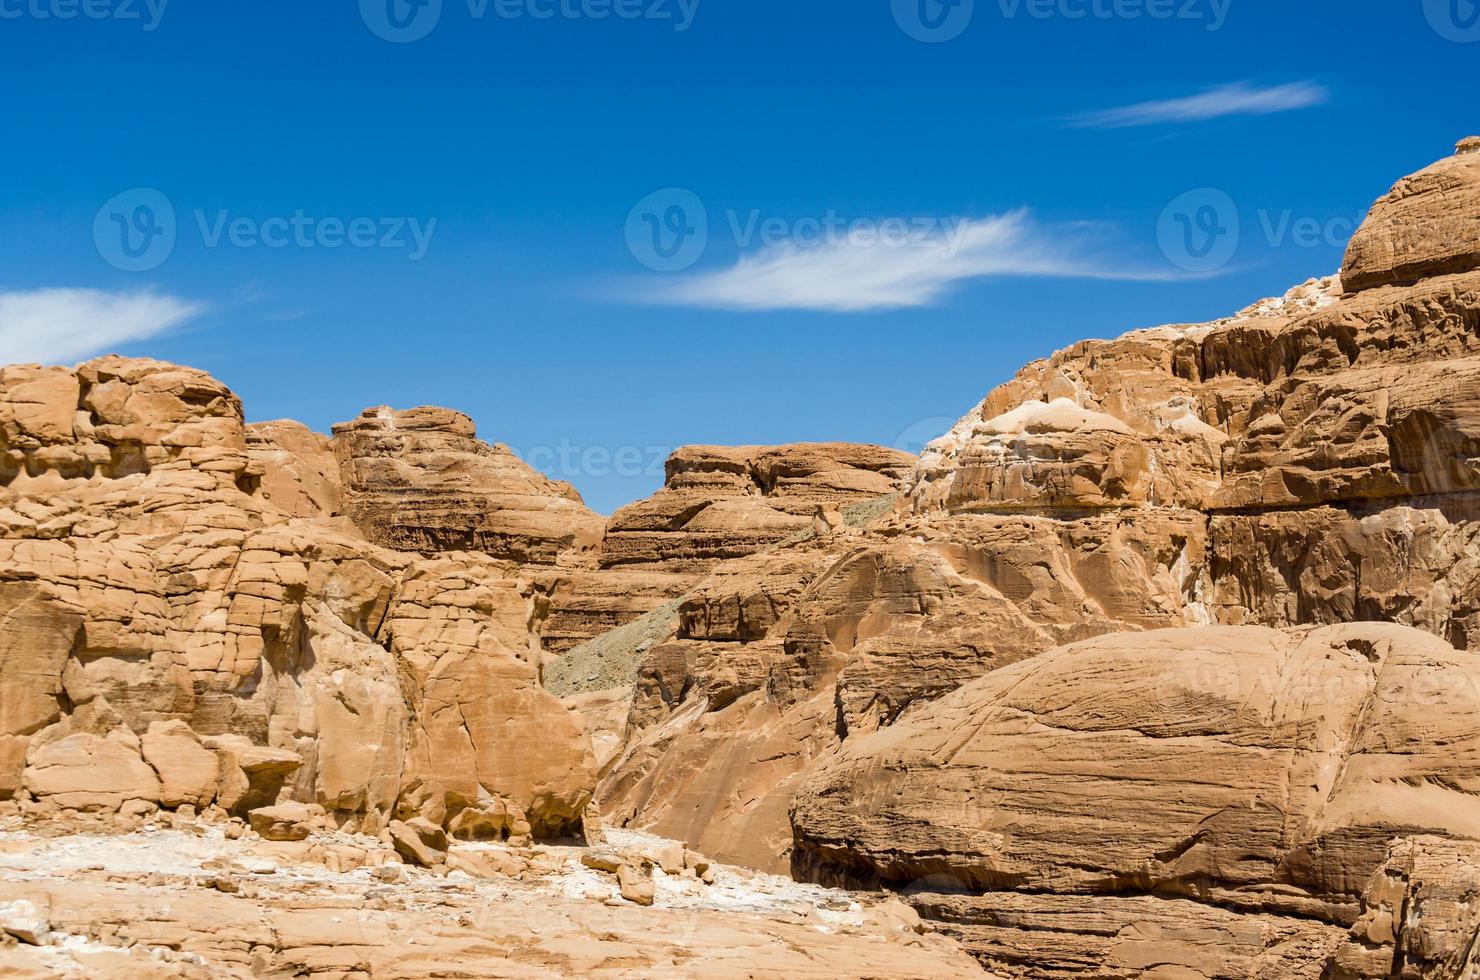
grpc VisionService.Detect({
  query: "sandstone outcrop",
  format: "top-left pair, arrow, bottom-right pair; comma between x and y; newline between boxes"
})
0,358 -> 597,844
595,505 -> 1210,872
1342,137 -> 1480,292
791,623 -> 1480,976
579,144 -> 1480,978
542,442 -> 915,657
332,405 -> 605,565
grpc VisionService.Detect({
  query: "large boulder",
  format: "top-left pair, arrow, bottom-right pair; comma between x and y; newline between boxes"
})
384,556 -> 596,839
1342,137 -> 1480,293
791,623 -> 1480,975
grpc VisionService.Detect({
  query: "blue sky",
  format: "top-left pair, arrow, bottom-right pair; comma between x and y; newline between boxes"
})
0,1 -> 1474,512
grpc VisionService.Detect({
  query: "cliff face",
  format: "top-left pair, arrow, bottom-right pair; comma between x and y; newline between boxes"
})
584,141 -> 1480,976
3,139 -> 1480,978
0,363 -> 595,841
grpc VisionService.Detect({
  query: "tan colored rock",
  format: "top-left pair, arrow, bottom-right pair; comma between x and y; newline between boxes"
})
140,720 -> 219,809
912,397 -> 1222,513
1327,836 -> 1480,979
244,420 -> 342,519
599,508 -> 1209,873
654,841 -> 686,875
916,890 -> 1344,978
0,829 -> 992,978
207,736 -> 303,816
446,846 -> 528,879
617,860 -> 656,906
1342,138 -> 1480,292
23,704 -> 161,813
332,405 -> 604,565
0,898 -> 49,945
281,604 -> 408,832
793,624 -> 1480,916
389,817 -> 448,867
382,556 -> 596,839
581,849 -> 625,873
543,443 -> 914,658
248,802 -> 324,841
600,443 -> 912,569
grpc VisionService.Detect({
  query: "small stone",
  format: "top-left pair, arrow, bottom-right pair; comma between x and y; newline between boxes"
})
0,900 -> 49,945
617,862 -> 655,907
248,802 -> 323,842
654,843 -> 685,875
389,818 -> 449,867
580,850 -> 625,874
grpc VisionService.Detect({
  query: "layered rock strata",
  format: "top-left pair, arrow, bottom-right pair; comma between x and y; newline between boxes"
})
0,359 -> 595,842
542,443 -> 915,656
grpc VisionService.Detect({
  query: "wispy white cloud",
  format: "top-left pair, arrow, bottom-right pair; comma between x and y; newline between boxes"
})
0,288 -> 202,365
1070,81 -> 1329,129
628,211 -> 1178,314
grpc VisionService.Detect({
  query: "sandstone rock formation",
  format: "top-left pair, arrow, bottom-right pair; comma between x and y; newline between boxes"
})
571,142 -> 1480,977
799,624 -> 1480,977
1342,137 -> 1480,292
541,442 -> 915,657
6,137 -> 1480,978
333,405 -> 604,565
0,358 -> 597,843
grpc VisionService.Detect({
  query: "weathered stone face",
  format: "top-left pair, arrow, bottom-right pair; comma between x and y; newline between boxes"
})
1342,139 -> 1480,292
331,405 -> 605,565
0,358 -> 597,840
541,441 -> 917,658
579,144 -> 1480,976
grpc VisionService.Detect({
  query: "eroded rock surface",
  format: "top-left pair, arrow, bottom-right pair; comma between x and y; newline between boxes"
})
0,819 -> 989,978
333,405 -> 604,565
541,443 -> 915,657
6,138 -> 1480,978
0,359 -> 596,843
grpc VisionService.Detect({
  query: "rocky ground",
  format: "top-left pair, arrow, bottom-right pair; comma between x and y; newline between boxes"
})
0,811 -> 986,978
